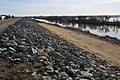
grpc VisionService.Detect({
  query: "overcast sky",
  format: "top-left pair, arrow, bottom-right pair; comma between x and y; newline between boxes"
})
0,0 -> 120,16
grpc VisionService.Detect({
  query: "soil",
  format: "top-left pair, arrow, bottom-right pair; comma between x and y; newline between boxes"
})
0,58 -> 42,80
38,22 -> 120,67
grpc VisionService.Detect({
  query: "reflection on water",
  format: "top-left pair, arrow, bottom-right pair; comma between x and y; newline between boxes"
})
36,19 -> 120,40
64,23 -> 120,39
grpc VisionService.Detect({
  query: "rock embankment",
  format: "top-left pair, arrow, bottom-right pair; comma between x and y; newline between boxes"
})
0,18 -> 120,80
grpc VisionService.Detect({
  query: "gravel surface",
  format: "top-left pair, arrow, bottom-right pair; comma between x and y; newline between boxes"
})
0,18 -> 120,80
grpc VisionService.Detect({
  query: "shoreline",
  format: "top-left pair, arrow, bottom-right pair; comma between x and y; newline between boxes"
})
34,20 -> 120,46
36,21 -> 120,67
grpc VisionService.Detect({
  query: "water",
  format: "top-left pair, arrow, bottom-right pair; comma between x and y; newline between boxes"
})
36,19 -> 120,40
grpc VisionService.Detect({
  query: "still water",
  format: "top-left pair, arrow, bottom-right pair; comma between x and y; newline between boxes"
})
36,19 -> 120,40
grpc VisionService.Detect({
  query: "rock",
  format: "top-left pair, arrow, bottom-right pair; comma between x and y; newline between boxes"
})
2,33 -> 8,37
12,70 -> 22,75
5,53 -> 11,62
76,78 -> 88,80
16,45 -> 26,52
32,72 -> 36,76
99,65 -> 106,70
0,48 -> 7,51
110,74 -> 116,77
80,71 -> 93,78
27,47 -> 37,55
67,61 -> 77,69
64,66 -> 77,77
31,54 -> 39,61
42,76 -> 52,80
54,70 -> 59,75
9,35 -> 16,40
11,58 -> 22,62
46,46 -> 54,53
39,49 -> 48,57
61,66 -> 67,71
117,73 -> 120,76
3,37 -> 9,40
25,69 -> 30,73
39,56 -> 48,61
4,42 -> 16,47
8,47 -> 17,52
0,52 -> 6,58
45,65 -> 54,74
84,68 -> 94,73
59,72 -> 69,80
37,67 -> 45,74
43,61 -> 50,66
48,51 -> 64,59
27,54 -> 31,58
43,72 -> 49,76
53,65 -> 61,71
68,77 -> 73,80
56,61 -> 65,68
33,74 -> 43,80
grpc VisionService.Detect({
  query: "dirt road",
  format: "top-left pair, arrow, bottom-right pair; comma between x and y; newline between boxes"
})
39,23 -> 120,66
0,18 -> 21,33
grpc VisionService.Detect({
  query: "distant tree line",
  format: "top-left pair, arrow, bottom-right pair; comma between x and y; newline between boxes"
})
0,15 -> 14,20
0,17 -> 2,20
4,15 -> 14,19
34,15 -> 120,26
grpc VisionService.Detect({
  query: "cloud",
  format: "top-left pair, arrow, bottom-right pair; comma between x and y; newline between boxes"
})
0,0 -> 120,16
98,0 -> 120,3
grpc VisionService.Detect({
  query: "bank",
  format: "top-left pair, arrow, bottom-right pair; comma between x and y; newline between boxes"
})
37,21 -> 120,67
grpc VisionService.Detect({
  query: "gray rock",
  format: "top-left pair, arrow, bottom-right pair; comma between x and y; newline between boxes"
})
32,72 -> 43,80
11,58 -> 22,62
16,45 -> 26,52
84,68 -> 94,73
8,47 -> 17,52
27,47 -> 37,55
0,48 -> 7,51
117,73 -> 120,76
48,52 -> 64,59
46,46 -> 54,53
99,65 -> 106,70
68,61 -> 77,69
45,65 -> 54,74
31,54 -> 39,61
5,53 -> 12,62
37,67 -> 45,74
80,71 -> 93,77
43,61 -> 50,66
42,76 -> 52,80
4,42 -> 16,47
59,72 -> 69,79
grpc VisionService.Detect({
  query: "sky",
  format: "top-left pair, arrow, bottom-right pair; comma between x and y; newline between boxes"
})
0,0 -> 120,16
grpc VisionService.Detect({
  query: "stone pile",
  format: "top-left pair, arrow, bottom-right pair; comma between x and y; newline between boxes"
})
0,18 -> 120,80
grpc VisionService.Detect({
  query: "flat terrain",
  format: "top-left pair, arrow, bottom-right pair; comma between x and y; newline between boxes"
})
39,23 -> 120,66
0,18 -> 21,33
